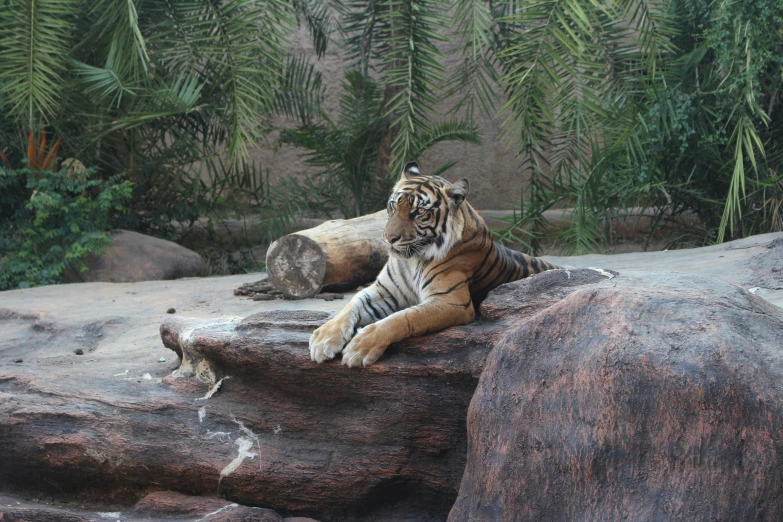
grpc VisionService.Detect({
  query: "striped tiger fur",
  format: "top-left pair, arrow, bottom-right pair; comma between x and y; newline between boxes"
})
309,161 -> 558,368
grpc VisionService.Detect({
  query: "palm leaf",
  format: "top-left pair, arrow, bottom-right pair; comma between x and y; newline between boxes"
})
0,0 -> 78,128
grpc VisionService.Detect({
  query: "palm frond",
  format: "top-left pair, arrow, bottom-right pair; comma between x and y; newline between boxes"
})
289,0 -> 336,58
0,0 -> 78,128
377,0 -> 447,173
445,0 -> 499,118
410,119 -> 482,158
271,55 -> 324,126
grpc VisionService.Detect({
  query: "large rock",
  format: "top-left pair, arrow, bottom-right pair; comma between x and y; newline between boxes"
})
63,229 -> 206,283
450,269 -> 783,521
0,490 -> 293,521
156,310 -> 493,521
0,307 -> 493,521
1,233 -> 782,521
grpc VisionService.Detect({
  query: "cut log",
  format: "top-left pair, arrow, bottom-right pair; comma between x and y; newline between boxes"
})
266,210 -> 388,298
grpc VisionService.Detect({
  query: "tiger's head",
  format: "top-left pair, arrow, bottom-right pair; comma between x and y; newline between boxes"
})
383,162 -> 470,260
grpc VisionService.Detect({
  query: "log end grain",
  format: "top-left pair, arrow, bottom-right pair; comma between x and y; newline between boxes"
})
266,234 -> 326,299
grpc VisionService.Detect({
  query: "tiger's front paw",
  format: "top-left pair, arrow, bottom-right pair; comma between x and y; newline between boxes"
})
341,324 -> 390,368
309,316 -> 353,363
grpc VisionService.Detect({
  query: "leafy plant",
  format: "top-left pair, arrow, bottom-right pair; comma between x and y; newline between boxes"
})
0,0 -> 327,238
341,0 -> 479,177
280,71 -> 482,217
449,0 -> 783,253
0,166 -> 132,289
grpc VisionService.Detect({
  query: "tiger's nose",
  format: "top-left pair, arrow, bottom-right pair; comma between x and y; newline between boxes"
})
384,233 -> 401,244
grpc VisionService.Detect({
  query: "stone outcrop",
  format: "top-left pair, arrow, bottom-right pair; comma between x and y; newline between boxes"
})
1,233 -> 782,521
0,490 -> 303,521
0,307 -> 494,521
450,269 -> 783,521
63,229 -> 206,283
156,310 -> 493,521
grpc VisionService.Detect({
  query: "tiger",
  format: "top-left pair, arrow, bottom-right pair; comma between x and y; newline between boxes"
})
309,161 -> 558,368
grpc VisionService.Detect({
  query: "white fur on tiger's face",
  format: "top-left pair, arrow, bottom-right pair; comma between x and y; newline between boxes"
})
309,161 -> 559,368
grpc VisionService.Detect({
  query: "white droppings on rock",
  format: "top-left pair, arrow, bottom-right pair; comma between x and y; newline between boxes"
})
196,376 -> 230,401
142,373 -> 152,380
97,512 -> 122,519
232,416 -> 262,469
588,267 -> 615,279
198,406 -> 207,422
194,503 -> 239,522
206,430 -> 232,442
218,437 -> 257,486
194,359 -> 217,385
174,318 -> 241,380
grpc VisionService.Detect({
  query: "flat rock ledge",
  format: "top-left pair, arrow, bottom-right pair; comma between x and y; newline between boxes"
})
3,265 -> 783,521
157,307 -> 496,521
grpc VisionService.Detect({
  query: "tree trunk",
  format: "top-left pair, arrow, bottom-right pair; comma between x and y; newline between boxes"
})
265,210 -> 389,298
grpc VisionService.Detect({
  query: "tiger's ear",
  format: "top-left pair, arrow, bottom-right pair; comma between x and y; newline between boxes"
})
447,178 -> 469,206
402,161 -> 421,180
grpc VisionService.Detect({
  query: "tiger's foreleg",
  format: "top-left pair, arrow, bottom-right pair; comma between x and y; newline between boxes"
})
341,273 -> 475,368
309,264 -> 408,363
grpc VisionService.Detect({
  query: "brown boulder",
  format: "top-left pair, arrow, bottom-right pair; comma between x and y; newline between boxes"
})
133,491 -> 284,521
63,229 -> 206,283
450,269 -> 783,521
0,306 -> 493,521
0,491 -> 289,521
156,309 -> 493,521
2,233 -> 783,521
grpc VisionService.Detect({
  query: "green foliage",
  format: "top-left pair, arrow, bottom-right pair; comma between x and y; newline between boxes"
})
0,0 -> 326,239
2,0 -> 779,264
455,0 -> 783,253
341,0 -> 479,176
0,167 -> 132,289
280,72 -> 481,217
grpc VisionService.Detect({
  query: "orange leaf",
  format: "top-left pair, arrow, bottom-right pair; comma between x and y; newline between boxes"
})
41,138 -> 61,171
38,132 -> 47,168
28,132 -> 35,168
0,148 -> 11,169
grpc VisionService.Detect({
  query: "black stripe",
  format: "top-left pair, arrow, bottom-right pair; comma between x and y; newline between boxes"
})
441,207 -> 449,233
395,262 -> 416,295
429,279 -> 468,297
529,256 -> 540,273
421,229 -> 483,287
448,297 -> 473,309
485,247 -> 513,289
360,300 -> 375,320
385,264 -> 399,289
361,294 -> 383,320
376,280 -> 400,309
467,240 -> 495,283
473,247 -> 502,286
